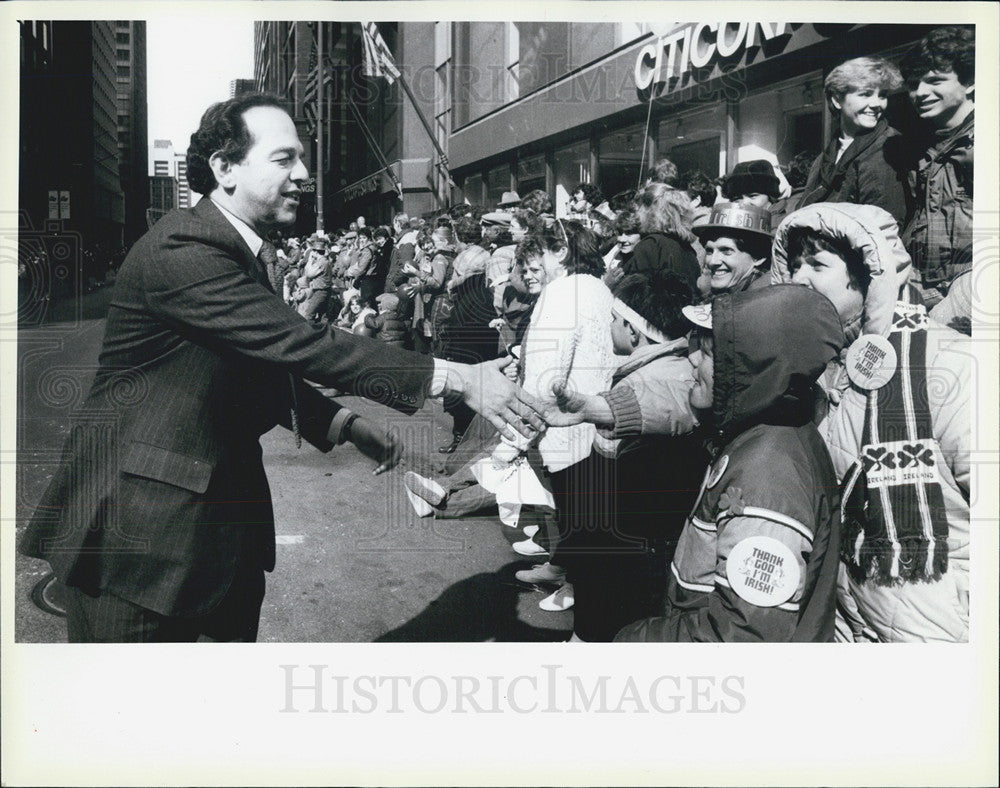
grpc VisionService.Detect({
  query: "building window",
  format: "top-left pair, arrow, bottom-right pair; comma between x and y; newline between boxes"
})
117,64 -> 130,78
116,32 -> 129,44
515,22 -> 569,97
516,153 -> 546,195
485,163 -> 510,209
657,105 -> 728,179
598,123 -> 647,202
778,77 -> 824,163
553,139 -> 591,217
513,23 -> 615,98
451,22 -> 506,128
462,172 -> 484,205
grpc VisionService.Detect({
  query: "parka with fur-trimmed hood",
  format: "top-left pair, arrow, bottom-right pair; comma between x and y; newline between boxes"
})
771,202 -> 970,643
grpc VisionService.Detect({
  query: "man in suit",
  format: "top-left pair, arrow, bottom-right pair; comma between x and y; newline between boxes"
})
20,93 -> 543,642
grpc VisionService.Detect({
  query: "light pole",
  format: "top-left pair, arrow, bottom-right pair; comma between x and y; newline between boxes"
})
315,21 -> 324,233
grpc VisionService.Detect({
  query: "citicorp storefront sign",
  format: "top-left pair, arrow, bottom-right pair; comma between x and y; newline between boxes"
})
634,22 -> 789,89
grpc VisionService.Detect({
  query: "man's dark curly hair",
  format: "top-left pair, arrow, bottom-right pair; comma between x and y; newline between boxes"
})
901,26 -> 975,87
516,219 -> 604,278
187,92 -> 288,196
784,151 -> 817,190
613,270 -> 693,340
520,188 -> 552,215
572,182 -> 604,208
454,216 -> 483,246
682,170 -> 717,207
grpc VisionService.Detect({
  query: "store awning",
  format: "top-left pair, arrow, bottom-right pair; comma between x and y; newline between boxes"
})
335,161 -> 403,202
334,158 -> 435,202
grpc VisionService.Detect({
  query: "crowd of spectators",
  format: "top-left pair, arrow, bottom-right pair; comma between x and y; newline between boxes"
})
390,27 -> 974,643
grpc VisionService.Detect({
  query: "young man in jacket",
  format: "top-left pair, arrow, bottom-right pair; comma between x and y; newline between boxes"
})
899,26 -> 975,332
772,201 -> 970,642
616,284 -> 845,642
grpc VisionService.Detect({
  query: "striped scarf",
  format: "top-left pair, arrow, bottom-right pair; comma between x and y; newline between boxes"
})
841,298 -> 950,584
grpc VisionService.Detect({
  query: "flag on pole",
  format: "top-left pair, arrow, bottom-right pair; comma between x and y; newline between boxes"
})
360,22 -> 401,84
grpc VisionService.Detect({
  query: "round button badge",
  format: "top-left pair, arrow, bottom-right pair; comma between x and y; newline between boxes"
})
845,334 -> 897,391
726,535 -> 800,607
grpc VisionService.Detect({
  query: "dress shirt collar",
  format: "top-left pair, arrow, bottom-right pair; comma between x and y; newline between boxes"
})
211,198 -> 264,257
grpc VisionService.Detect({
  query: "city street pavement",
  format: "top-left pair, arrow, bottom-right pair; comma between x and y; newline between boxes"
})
13,286 -> 573,642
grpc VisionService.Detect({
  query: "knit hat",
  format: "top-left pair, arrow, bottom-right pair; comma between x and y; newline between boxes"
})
375,292 -> 399,312
307,232 -> 330,250
692,201 -> 773,243
723,160 -> 781,201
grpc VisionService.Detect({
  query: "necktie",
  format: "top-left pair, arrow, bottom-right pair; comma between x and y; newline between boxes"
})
260,241 -> 302,448
257,240 -> 279,292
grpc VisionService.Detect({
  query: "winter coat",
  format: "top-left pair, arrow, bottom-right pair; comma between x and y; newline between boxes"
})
616,285 -> 845,642
301,251 -> 331,292
365,310 -> 408,347
622,231 -> 700,292
345,244 -> 374,279
597,338 -> 698,446
422,248 -> 457,345
798,118 -> 908,225
439,272 -> 498,365
364,239 -> 393,289
901,111 -> 974,287
485,244 -> 516,290
384,229 -> 418,294
497,285 -> 535,354
596,338 -> 708,566
772,202 -> 970,642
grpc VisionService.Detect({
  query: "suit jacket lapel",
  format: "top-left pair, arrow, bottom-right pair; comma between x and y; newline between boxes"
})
193,198 -> 266,285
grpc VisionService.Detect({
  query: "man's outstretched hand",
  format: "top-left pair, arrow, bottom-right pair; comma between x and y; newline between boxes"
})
447,357 -> 546,441
346,417 -> 402,475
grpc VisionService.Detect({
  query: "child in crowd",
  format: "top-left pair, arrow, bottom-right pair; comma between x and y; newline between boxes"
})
541,270 -> 707,640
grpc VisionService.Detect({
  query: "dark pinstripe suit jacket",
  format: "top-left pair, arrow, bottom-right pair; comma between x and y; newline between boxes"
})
21,198 -> 433,617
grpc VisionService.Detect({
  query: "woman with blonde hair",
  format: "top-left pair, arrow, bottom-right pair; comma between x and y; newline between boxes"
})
799,56 -> 907,223
620,182 -> 700,291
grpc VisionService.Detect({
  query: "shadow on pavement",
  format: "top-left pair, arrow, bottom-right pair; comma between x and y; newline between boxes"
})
19,278 -> 116,328
374,561 -> 571,643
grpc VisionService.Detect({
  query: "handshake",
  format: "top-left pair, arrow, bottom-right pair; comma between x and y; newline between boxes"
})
343,358 -> 599,475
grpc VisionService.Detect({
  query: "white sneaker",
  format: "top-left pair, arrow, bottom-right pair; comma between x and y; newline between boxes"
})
515,562 -> 566,585
512,537 -> 548,557
403,485 -> 433,517
403,471 -> 446,506
522,524 -> 539,538
403,471 -> 447,517
539,583 -> 574,611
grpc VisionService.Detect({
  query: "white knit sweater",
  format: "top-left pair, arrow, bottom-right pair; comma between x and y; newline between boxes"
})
497,273 -> 616,472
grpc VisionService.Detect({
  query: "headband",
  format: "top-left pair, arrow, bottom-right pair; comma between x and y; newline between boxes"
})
612,298 -> 670,344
